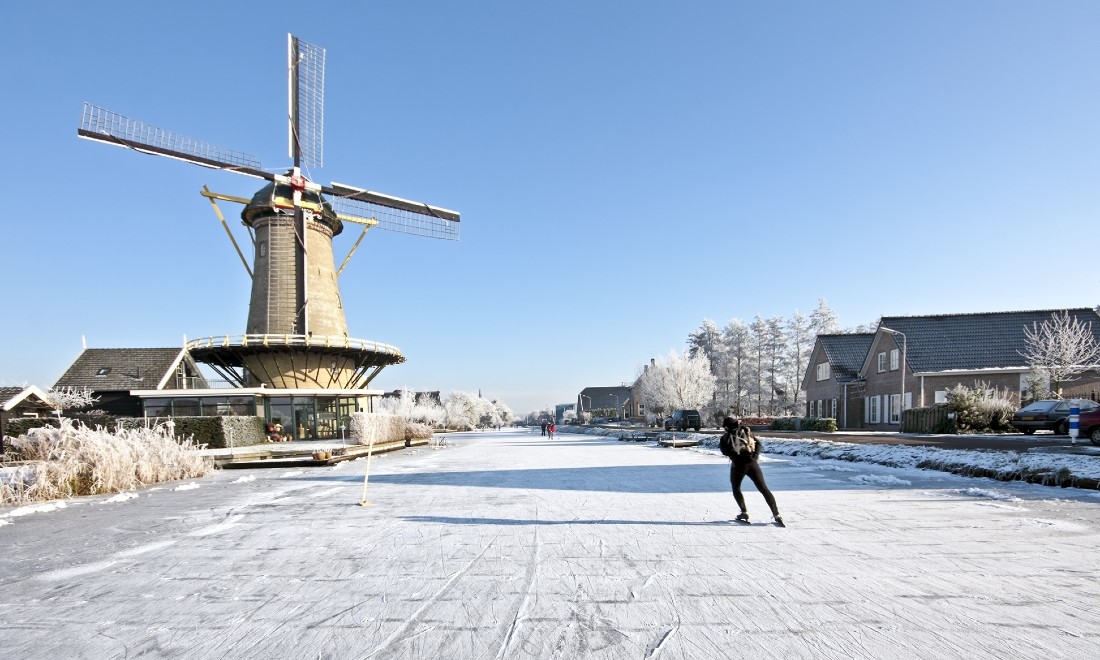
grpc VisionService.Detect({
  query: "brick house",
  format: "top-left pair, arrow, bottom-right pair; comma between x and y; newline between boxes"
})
803,309 -> 1100,430
802,333 -> 874,429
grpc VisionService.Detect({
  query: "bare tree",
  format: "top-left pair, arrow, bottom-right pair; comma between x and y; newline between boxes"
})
1019,310 -> 1100,396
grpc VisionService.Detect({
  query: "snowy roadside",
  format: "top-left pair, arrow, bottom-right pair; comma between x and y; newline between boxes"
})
560,425 -> 1100,490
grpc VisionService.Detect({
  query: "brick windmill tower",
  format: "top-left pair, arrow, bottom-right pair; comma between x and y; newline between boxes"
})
78,35 -> 459,391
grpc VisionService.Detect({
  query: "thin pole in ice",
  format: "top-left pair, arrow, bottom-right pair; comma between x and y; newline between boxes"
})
359,422 -> 378,506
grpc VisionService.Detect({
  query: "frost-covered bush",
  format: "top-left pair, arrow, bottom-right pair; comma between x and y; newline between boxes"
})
945,383 -> 1018,433
1,419 -> 211,505
376,388 -> 447,428
349,413 -> 406,446
116,416 -> 267,448
405,422 -> 433,441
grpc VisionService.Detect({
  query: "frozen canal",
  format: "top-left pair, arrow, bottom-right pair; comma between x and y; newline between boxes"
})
3,429 -> 1099,658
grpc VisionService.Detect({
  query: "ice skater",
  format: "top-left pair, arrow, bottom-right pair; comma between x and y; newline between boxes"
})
719,416 -> 783,526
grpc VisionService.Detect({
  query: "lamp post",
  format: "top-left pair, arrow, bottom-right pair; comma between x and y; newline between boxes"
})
879,326 -> 907,428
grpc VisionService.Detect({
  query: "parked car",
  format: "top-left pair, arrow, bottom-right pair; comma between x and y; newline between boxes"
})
1078,408 -> 1100,445
1010,399 -> 1100,435
664,409 -> 702,432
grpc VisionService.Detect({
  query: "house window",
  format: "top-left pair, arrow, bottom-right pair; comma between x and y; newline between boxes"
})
877,352 -> 886,373
869,396 -> 880,424
816,362 -> 830,381
889,394 -> 900,424
934,390 -> 947,404
890,349 -> 899,371
259,241 -> 267,258
830,399 -> 837,419
96,367 -> 111,376
809,400 -> 816,417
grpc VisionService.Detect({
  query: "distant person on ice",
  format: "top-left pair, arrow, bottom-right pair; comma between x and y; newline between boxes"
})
719,416 -> 783,527
540,421 -> 547,436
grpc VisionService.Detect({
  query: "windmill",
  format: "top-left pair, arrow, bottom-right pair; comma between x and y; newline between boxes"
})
78,34 -> 460,390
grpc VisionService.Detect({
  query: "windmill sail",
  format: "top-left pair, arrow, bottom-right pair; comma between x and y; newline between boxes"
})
78,103 -> 271,180
289,35 -> 326,169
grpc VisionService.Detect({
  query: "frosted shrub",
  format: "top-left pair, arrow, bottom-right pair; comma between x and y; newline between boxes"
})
405,422 -> 433,441
1,419 -> 211,506
376,388 -> 447,428
349,413 -> 405,446
945,383 -> 1018,433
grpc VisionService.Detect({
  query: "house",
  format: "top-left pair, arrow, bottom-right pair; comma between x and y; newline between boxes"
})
802,333 -> 874,429
52,346 -> 383,439
52,347 -> 209,417
803,309 -> 1100,430
0,385 -> 57,451
577,386 -> 637,420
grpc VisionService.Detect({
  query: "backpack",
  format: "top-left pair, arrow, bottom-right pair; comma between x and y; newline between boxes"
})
721,426 -> 759,459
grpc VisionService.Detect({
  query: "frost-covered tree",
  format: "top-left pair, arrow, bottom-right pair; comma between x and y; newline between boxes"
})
636,350 -> 715,414
688,319 -> 727,409
46,386 -> 98,412
763,316 -> 788,414
748,316 -> 769,415
377,388 -> 446,428
785,311 -> 813,413
444,390 -> 492,431
491,400 -> 514,427
810,298 -> 840,335
723,319 -> 753,416
1020,310 -> 1100,396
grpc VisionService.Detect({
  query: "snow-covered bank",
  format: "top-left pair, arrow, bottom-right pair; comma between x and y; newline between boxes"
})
559,425 -> 1100,489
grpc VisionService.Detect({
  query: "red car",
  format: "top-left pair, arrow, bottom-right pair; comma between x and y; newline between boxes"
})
1078,408 -> 1100,445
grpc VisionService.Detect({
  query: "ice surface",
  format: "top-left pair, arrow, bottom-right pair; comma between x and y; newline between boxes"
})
2,429 -> 1099,658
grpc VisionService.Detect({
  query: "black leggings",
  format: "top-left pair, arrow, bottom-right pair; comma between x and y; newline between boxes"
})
730,458 -> 779,517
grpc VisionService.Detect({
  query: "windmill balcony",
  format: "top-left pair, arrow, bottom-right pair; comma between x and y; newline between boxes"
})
185,334 -> 406,390
186,334 -> 402,357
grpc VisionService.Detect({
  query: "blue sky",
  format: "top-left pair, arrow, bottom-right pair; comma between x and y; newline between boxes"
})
3,1 -> 1099,414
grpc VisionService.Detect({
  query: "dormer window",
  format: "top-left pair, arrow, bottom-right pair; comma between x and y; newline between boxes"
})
96,367 -> 111,376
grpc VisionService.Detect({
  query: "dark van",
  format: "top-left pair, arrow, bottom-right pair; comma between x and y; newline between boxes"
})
664,409 -> 702,432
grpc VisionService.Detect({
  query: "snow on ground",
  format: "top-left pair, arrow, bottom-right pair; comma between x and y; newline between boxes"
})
2,428 -> 1100,658
100,492 -> 138,504
570,425 -> 1100,488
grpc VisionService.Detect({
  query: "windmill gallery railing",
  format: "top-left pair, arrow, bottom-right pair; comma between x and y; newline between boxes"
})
184,334 -> 406,390
186,334 -> 403,357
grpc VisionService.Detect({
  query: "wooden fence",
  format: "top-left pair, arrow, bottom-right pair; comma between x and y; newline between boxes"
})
902,406 -> 950,434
